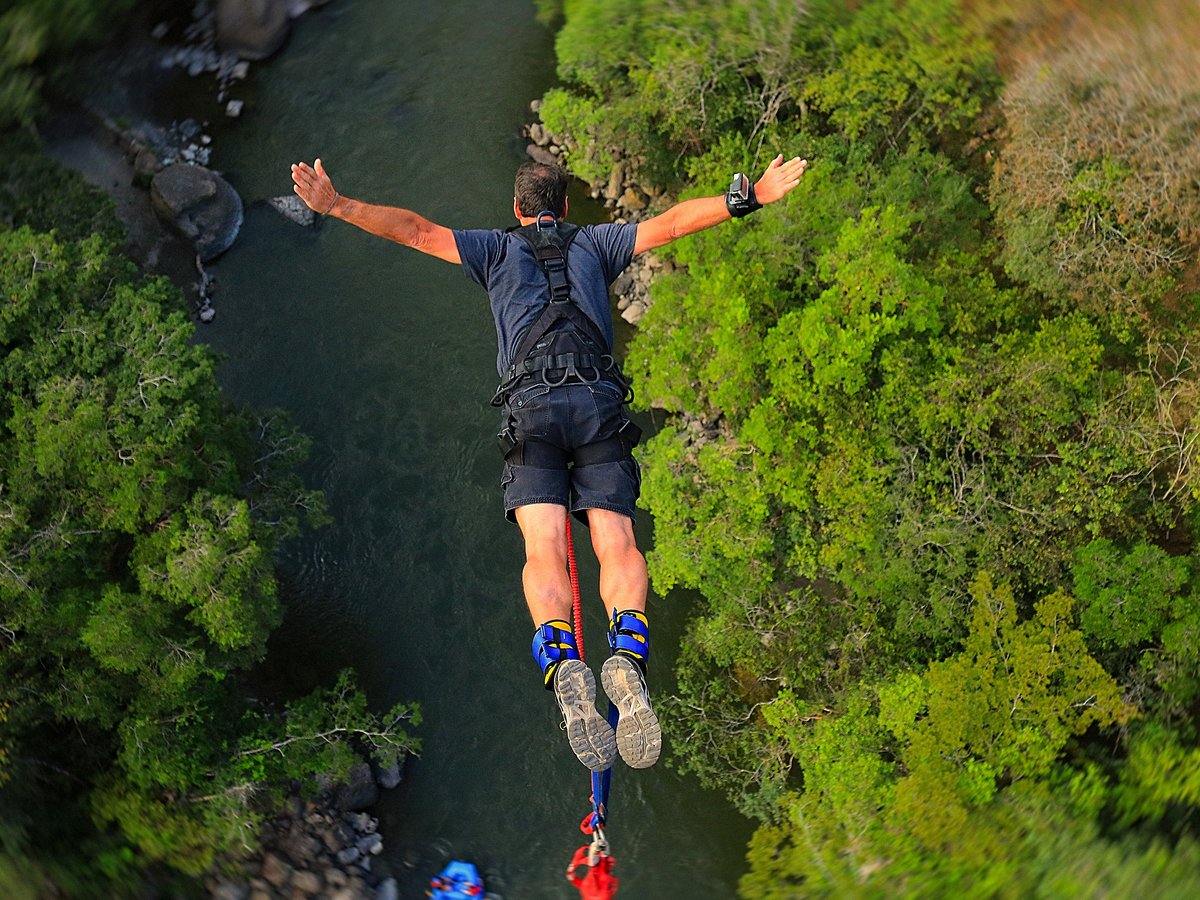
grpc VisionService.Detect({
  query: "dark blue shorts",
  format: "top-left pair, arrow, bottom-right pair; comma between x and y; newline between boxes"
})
499,380 -> 641,525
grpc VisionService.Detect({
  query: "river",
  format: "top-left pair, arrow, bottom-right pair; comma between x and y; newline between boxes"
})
193,1 -> 753,896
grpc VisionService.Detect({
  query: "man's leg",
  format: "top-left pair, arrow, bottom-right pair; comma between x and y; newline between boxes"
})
587,508 -> 661,769
585,508 -> 648,615
516,503 -> 616,772
514,502 -> 572,625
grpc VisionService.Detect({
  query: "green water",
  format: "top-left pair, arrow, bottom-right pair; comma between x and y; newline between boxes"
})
200,1 -> 753,896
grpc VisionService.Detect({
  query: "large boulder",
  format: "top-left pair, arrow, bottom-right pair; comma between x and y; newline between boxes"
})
150,164 -> 244,261
331,762 -> 380,812
216,0 -> 292,61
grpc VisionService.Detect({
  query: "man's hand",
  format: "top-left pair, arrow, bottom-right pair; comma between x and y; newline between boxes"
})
291,158 -> 340,215
754,153 -> 808,205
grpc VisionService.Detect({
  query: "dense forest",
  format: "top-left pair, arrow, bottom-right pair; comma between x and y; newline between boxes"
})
536,0 -> 1200,895
0,2 -> 418,894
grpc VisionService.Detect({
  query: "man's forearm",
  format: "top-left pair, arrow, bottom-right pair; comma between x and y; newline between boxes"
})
329,196 -> 425,247
632,195 -> 730,254
326,196 -> 460,263
654,195 -> 730,241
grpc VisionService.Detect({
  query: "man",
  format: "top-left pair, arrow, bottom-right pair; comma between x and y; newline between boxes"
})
290,152 -> 807,773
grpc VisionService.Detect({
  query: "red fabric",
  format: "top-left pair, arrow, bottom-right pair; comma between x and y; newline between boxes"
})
567,846 -> 619,899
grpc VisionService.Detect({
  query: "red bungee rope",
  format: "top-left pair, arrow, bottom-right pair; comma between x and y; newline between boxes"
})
566,514 -> 585,660
564,514 -> 619,898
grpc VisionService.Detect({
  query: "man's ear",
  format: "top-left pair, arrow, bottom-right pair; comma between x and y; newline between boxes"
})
563,196 -> 569,219
513,197 -> 522,220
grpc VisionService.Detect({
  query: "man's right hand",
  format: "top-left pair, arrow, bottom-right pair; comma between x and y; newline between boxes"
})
291,158 -> 340,216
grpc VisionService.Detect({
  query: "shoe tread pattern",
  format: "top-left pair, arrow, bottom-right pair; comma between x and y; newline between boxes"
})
554,659 -> 617,772
601,655 -> 662,769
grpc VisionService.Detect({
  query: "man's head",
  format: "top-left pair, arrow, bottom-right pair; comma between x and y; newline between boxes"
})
514,160 -> 569,219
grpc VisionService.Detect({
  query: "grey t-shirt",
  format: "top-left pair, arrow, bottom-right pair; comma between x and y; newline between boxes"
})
454,222 -> 638,376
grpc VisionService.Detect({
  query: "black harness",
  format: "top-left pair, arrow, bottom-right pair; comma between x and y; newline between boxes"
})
494,212 -> 640,468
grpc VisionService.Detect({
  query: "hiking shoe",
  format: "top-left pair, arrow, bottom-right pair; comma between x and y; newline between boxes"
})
553,659 -> 617,772
601,654 -> 662,769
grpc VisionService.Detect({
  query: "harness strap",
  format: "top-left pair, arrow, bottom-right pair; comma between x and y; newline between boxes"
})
607,609 -> 650,672
503,420 -> 642,470
492,219 -> 634,408
532,619 -> 581,689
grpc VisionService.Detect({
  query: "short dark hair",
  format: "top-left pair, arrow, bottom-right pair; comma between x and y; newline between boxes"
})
514,160 -> 569,218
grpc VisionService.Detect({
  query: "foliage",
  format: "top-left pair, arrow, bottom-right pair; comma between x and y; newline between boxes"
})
741,575 -> 1131,895
0,129 -> 122,242
544,0 -> 1200,894
990,10 -> 1200,327
0,156 -> 414,885
0,0 -> 138,128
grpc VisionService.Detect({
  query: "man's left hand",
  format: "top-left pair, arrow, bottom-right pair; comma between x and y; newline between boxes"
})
754,154 -> 808,205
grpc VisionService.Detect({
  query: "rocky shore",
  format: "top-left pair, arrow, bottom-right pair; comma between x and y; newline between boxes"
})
208,765 -> 403,900
46,0 -> 334,323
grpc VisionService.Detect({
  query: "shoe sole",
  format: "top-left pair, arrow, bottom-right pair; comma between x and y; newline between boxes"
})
554,660 -> 617,772
601,655 -> 661,769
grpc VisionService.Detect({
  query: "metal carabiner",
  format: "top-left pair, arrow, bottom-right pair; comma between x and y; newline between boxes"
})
543,364 -> 572,387
587,825 -> 609,866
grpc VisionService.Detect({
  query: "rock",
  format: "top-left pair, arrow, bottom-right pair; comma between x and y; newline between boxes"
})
269,194 -> 315,226
621,300 -> 647,325
209,877 -> 250,900
150,163 -> 244,261
287,0 -> 334,16
528,122 -> 549,146
325,866 -> 348,889
278,827 -> 322,862
336,846 -> 361,866
133,147 -> 163,186
376,878 -> 400,900
260,852 -> 294,889
290,870 -> 323,896
356,833 -> 383,856
216,0 -> 292,61
525,144 -> 557,166
226,99 -> 245,117
605,164 -> 625,202
374,753 -> 403,789
619,186 -> 647,212
333,762 -> 380,812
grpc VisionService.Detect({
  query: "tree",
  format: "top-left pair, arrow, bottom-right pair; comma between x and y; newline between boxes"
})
0,155 -> 411,886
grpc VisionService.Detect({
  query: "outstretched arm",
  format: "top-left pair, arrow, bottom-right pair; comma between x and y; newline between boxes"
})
290,159 -> 461,264
632,153 -> 807,255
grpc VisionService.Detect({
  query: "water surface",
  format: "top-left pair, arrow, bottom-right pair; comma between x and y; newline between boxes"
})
201,2 -> 753,896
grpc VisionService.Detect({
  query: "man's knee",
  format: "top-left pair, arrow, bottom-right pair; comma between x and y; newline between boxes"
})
516,503 -> 569,558
586,509 -> 641,560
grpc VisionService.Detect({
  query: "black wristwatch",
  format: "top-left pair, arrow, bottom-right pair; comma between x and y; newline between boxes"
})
725,172 -> 762,218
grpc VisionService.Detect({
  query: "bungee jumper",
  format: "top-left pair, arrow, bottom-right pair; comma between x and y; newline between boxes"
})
289,150 -> 807,773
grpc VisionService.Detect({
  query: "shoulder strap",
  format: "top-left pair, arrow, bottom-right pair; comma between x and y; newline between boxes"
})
511,219 -> 581,304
